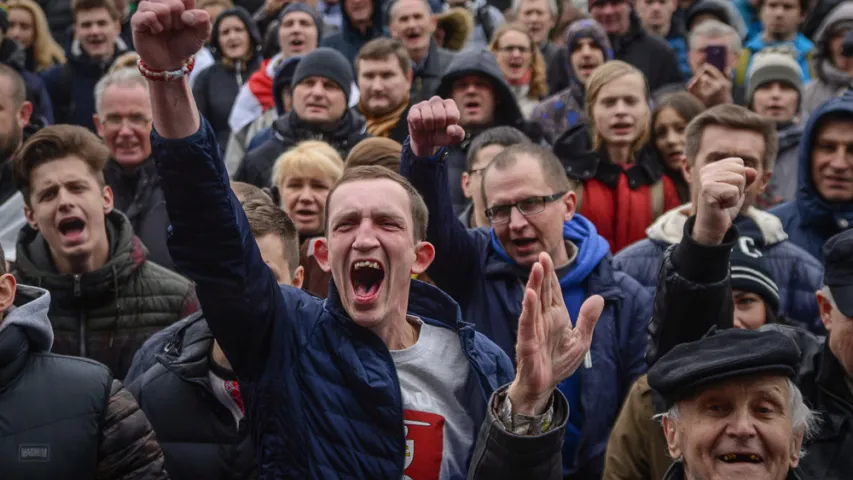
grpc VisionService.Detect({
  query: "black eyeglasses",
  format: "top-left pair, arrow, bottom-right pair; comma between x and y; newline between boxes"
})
485,192 -> 567,225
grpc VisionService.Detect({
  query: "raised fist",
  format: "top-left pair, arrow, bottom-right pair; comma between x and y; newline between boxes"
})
132,0 -> 212,71
407,97 -> 466,157
693,157 -> 757,245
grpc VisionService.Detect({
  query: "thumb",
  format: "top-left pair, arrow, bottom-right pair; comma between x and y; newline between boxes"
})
744,167 -> 758,189
181,9 -> 209,28
447,125 -> 465,144
574,295 -> 604,341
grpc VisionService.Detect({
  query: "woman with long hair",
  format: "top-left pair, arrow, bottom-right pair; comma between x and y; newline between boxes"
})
488,23 -> 548,119
5,0 -> 65,72
651,91 -> 705,204
553,60 -> 682,252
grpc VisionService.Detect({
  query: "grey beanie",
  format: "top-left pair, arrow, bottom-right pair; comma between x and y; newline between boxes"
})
746,52 -> 804,105
291,47 -> 353,103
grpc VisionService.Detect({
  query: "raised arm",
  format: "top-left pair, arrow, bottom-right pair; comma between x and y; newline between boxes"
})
131,0 -> 296,381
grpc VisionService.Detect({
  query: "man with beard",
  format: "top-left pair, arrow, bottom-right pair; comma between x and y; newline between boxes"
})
388,0 -> 455,103
41,0 -> 130,131
0,65 -> 31,265
356,38 -> 413,144
94,68 -> 174,271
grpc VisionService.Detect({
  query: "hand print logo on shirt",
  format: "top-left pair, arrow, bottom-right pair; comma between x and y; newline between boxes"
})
403,410 -> 445,480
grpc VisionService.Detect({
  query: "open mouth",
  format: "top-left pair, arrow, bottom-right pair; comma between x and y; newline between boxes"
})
290,38 -> 304,46
87,37 -> 107,48
350,260 -> 385,304
463,100 -> 481,112
508,59 -> 525,70
58,217 -> 86,243
611,122 -> 633,132
717,453 -> 764,464
511,238 -> 537,250
405,30 -> 422,41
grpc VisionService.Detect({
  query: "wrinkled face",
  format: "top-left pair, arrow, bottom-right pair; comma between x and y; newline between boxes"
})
810,119 -> 853,203
829,30 -> 853,72
569,37 -> 605,84
654,107 -> 688,172
751,81 -> 798,124
689,125 -> 769,211
636,0 -> 675,34
389,0 -> 435,54
517,0 -> 555,44
279,12 -> 319,57
0,76 -> 28,163
323,179 -> 431,328
494,30 -> 534,83
293,76 -> 348,126
733,290 -> 768,330
94,84 -> 152,169
482,156 -> 572,267
759,0 -> 802,41
279,174 -> 334,235
74,8 -> 119,61
663,375 -> 803,480
8,8 -> 36,49
358,56 -> 411,117
462,144 -> 505,228
345,0 -> 374,25
217,16 -> 251,60
25,157 -> 113,265
818,289 -> 853,380
591,73 -> 649,148
451,75 -> 496,128
688,36 -> 738,77
590,0 -> 632,35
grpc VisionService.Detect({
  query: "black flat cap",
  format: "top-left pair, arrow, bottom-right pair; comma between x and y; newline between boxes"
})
648,328 -> 801,406
824,229 -> 853,317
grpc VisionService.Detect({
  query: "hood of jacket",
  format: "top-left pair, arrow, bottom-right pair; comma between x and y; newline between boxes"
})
0,284 -> 53,353
812,1 -> 853,85
340,0 -> 383,39
14,211 -> 149,303
487,214 -> 610,285
794,90 -> 853,227
646,203 -> 789,245
271,108 -> 367,145
435,49 -> 524,129
209,7 -> 263,61
66,36 -> 129,74
434,7 -> 473,52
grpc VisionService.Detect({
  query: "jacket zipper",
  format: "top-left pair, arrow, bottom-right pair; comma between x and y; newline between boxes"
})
74,274 -> 87,357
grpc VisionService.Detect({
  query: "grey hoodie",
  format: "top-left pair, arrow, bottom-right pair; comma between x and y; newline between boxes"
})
802,2 -> 853,120
0,285 -> 53,353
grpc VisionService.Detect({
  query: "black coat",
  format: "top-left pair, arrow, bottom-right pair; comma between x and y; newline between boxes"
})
127,313 -> 256,480
411,40 -> 455,104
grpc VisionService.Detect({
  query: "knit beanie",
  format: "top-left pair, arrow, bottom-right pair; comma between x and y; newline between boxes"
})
730,242 -> 780,314
564,19 -> 614,61
0,5 -> 8,33
746,52 -> 804,105
279,3 -> 324,42
291,47 -> 353,103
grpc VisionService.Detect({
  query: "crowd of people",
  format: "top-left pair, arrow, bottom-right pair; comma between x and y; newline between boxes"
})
0,0 -> 851,476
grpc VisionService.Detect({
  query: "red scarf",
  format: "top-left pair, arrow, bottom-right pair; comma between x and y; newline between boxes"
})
507,70 -> 532,86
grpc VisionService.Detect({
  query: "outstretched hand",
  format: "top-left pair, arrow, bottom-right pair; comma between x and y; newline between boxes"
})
407,97 -> 466,157
132,0 -> 212,71
508,252 -> 604,416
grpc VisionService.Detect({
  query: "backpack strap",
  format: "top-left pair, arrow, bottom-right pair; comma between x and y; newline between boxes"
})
650,180 -> 665,220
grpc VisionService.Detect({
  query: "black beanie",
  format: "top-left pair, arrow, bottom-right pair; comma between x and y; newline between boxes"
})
730,241 -> 780,314
291,47 -> 353,103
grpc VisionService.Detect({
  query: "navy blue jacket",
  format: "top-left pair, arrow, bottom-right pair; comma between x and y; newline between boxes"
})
770,91 -> 853,261
613,206 -> 824,333
320,0 -> 383,65
150,118 -> 516,479
400,144 -> 651,477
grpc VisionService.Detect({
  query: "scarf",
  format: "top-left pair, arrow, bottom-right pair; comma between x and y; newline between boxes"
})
360,94 -> 409,138
248,58 -> 276,111
507,69 -> 532,86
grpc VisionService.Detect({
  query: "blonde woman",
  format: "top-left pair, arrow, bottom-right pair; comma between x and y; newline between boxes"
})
488,23 -> 548,118
6,0 -> 65,72
272,140 -> 345,298
553,60 -> 681,252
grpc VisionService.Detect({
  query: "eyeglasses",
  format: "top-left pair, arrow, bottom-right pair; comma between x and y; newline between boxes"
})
101,114 -> 151,129
485,192 -> 567,225
497,45 -> 531,54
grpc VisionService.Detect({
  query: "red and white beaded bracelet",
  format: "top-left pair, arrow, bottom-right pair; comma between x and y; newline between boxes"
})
137,56 -> 196,82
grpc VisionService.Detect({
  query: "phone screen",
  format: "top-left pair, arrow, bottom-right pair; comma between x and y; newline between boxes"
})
705,46 -> 727,72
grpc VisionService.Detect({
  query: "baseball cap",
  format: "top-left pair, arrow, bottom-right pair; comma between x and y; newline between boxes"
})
823,228 -> 853,317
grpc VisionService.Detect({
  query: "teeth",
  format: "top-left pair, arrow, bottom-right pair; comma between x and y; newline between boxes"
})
354,261 -> 380,270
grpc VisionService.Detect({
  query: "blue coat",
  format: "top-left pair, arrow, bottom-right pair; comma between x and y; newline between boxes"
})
770,91 -> 853,261
150,118 -> 516,479
614,206 -> 824,333
400,144 -> 651,477
320,0 -> 384,65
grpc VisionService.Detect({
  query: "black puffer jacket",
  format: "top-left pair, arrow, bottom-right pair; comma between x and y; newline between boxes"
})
193,7 -> 263,153
235,110 -> 369,188
650,217 -> 853,480
127,313 -> 256,480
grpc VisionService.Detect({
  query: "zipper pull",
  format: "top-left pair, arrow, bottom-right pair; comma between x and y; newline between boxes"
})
73,274 -> 82,297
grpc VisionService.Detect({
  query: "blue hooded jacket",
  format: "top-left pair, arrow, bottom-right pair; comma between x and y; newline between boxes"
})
770,90 -> 853,260
320,0 -> 383,65
400,143 -> 651,477
150,118 -> 515,478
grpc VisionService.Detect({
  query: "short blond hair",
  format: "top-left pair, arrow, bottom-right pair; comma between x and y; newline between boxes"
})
271,140 -> 345,190
585,60 -> 650,154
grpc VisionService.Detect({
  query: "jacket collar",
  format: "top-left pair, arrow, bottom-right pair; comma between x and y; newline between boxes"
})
815,340 -> 853,411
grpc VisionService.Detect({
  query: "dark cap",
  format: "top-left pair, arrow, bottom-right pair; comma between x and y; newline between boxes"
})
648,328 -> 801,407
823,228 -> 853,317
730,241 -> 780,314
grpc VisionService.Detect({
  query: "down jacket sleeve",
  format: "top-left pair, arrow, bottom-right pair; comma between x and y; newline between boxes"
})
96,380 -> 168,480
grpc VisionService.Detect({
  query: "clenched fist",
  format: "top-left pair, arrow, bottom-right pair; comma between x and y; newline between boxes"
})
407,97 -> 466,157
132,0 -> 212,71
693,157 -> 757,245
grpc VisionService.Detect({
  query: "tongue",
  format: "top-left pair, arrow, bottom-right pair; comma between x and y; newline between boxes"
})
355,281 -> 379,298
63,228 -> 84,242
